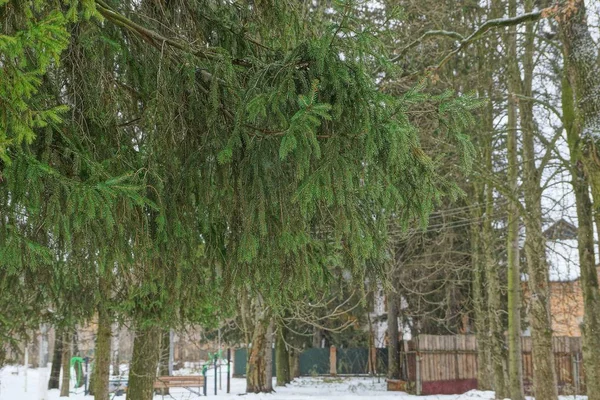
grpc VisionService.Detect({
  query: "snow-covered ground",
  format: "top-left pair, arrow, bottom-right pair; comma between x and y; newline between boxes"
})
0,365 -> 587,400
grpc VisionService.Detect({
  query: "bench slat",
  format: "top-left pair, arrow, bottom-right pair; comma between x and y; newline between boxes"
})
156,376 -> 204,380
154,375 -> 205,389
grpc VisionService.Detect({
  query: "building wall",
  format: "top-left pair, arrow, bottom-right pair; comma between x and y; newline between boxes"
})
548,280 -> 584,336
524,267 -> 600,337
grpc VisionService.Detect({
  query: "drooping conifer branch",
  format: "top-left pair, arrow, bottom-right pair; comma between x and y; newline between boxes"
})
94,0 -> 253,67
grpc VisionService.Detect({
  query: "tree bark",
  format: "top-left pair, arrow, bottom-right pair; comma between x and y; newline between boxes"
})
265,321 -> 274,390
157,330 -> 170,395
505,1 -> 525,399
60,331 -> 71,397
127,325 -> 161,400
93,307 -> 112,400
276,324 -> 291,386
387,287 -> 400,380
483,167 -> 508,400
246,299 -> 272,393
519,2 -> 558,399
561,31 -> 600,398
471,204 -> 492,390
289,346 -> 300,379
48,331 -> 63,390
111,323 -> 120,377
312,327 -> 322,348
87,363 -> 95,396
481,49 -> 508,396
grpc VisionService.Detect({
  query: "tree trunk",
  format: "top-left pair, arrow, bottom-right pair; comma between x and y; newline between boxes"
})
481,61 -> 507,398
72,330 -> 83,388
561,40 -> 600,399
48,331 -> 63,390
483,178 -> 507,400
127,325 -> 161,400
519,2 -> 558,399
289,347 -> 300,379
60,331 -> 71,397
158,330 -> 170,395
387,287 -> 400,380
87,364 -> 95,396
505,2 -> 524,398
312,327 -> 322,348
93,307 -> 112,400
276,324 -> 291,386
471,205 -> 492,390
246,301 -> 272,393
111,323 -> 120,377
265,321 -> 274,391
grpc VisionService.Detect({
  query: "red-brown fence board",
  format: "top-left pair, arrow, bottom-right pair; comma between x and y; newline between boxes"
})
401,335 -> 585,396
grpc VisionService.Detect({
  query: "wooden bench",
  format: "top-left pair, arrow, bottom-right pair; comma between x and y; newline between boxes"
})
154,375 -> 206,396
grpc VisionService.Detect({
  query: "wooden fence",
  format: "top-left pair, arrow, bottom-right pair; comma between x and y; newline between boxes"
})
405,335 -> 585,396
232,335 -> 585,396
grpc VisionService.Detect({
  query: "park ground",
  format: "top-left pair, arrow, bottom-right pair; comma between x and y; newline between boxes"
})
0,366 -> 589,400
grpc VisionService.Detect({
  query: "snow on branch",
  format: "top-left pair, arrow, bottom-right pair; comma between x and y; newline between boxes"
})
391,30 -> 465,63
391,8 -> 552,70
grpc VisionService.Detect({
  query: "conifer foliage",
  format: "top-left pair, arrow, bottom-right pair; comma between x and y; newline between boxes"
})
0,0 -> 477,395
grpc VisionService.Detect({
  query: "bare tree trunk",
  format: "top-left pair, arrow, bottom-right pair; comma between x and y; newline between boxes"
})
276,324 -> 291,386
387,287 -> 400,380
519,2 -> 558,399
560,11 -> 600,395
505,2 -> 524,398
481,53 -> 508,397
246,297 -> 272,393
87,364 -> 95,396
566,114 -> 600,400
48,331 -> 63,390
265,321 -> 274,391
471,190 -> 491,390
111,323 -> 120,377
157,330 -> 170,395
387,297 -> 400,380
483,172 -> 507,400
312,327 -> 322,348
93,307 -> 112,400
289,346 -> 300,379
127,325 -> 161,400
60,332 -> 71,397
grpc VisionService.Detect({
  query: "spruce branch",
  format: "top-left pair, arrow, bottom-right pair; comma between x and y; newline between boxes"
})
94,0 -> 253,67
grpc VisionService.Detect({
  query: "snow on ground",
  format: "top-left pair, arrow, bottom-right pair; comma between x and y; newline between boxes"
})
0,365 -> 587,400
